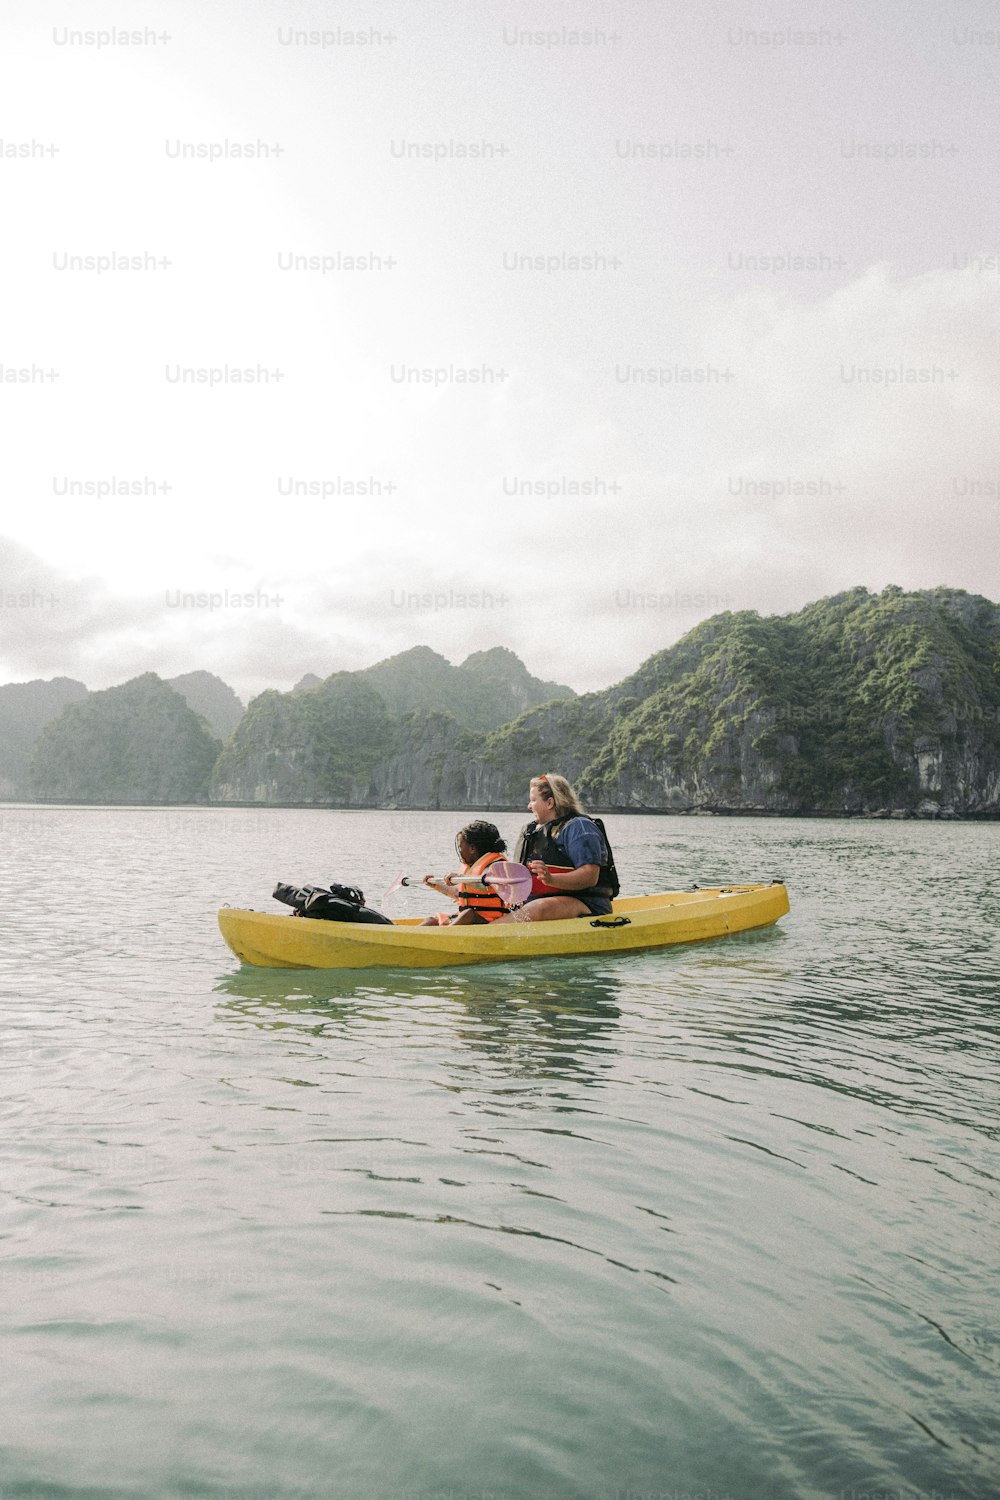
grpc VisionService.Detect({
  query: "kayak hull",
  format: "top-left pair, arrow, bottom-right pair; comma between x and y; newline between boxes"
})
217,883 -> 790,970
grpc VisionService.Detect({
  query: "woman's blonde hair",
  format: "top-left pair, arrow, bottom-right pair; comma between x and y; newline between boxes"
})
531,772 -> 584,821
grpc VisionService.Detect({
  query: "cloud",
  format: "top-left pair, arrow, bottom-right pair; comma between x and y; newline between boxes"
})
2,258 -> 997,697
0,538 -> 144,677
0,538 -> 334,696
2,0 -> 997,700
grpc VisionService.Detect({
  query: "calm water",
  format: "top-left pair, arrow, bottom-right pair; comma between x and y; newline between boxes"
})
2,807 -> 998,1500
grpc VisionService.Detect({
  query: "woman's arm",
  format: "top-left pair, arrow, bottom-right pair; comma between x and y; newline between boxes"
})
527,860 -> 599,891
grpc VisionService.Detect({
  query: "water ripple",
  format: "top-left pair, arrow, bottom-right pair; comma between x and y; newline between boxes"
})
2,808 -> 997,1499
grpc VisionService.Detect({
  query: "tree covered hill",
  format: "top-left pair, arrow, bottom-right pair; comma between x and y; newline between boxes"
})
209,646 -> 577,802
355,587 -> 1000,816
0,670 -> 242,796
211,673 -> 394,804
8,590 -> 1000,814
167,671 -> 244,741
358,645 -> 574,730
30,674 -> 221,803
213,587 -> 999,815
0,676 -> 88,797
1,648 -> 572,804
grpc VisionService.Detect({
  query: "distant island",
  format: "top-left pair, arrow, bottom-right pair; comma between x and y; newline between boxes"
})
3,588 -> 999,817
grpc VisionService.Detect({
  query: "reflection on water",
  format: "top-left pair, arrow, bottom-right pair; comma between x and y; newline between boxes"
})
214,955 -> 623,1088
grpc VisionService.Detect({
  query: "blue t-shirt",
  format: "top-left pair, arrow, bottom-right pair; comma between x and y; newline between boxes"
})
555,816 -> 606,871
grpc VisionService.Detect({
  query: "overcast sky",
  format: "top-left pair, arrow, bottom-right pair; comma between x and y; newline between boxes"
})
2,0 -> 998,702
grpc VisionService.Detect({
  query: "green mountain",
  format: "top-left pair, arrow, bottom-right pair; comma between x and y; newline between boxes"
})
358,645 -> 575,731
11,590 -> 1000,813
211,672 -> 394,803
0,677 -> 89,797
289,649 -> 572,727
30,673 -> 221,803
353,587 -> 1000,816
209,647 -> 576,803
167,670 -> 245,741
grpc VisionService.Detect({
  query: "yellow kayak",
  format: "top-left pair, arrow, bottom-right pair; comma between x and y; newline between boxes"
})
217,882 -> 790,970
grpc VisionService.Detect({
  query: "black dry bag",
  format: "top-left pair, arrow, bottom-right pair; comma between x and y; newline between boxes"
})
272,881 -> 394,925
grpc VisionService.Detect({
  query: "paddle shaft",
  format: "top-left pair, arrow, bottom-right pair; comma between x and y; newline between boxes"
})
393,861 -> 533,907
400,873 -> 492,892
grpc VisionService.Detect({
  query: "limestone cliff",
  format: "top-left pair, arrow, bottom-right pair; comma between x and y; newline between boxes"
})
0,676 -> 88,797
211,673 -> 394,804
168,671 -> 244,742
212,647 -> 578,805
15,590 -> 998,814
577,587 -> 1000,816
30,674 -> 220,803
346,587 -> 1000,816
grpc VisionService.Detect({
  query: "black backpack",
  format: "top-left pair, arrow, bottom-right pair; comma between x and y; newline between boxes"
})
272,881 -> 394,925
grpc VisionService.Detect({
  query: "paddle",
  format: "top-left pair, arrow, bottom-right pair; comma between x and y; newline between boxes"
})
383,860 -> 533,909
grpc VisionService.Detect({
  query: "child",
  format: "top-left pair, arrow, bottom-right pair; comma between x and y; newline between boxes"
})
420,822 -> 509,926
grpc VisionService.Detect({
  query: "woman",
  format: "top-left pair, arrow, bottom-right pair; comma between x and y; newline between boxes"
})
496,773 -> 615,922
419,821 -> 509,926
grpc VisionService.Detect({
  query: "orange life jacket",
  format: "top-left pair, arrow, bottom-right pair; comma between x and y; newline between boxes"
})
457,850 -> 507,920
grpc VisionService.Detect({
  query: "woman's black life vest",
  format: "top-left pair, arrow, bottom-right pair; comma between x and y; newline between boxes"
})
513,815 -> 620,900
